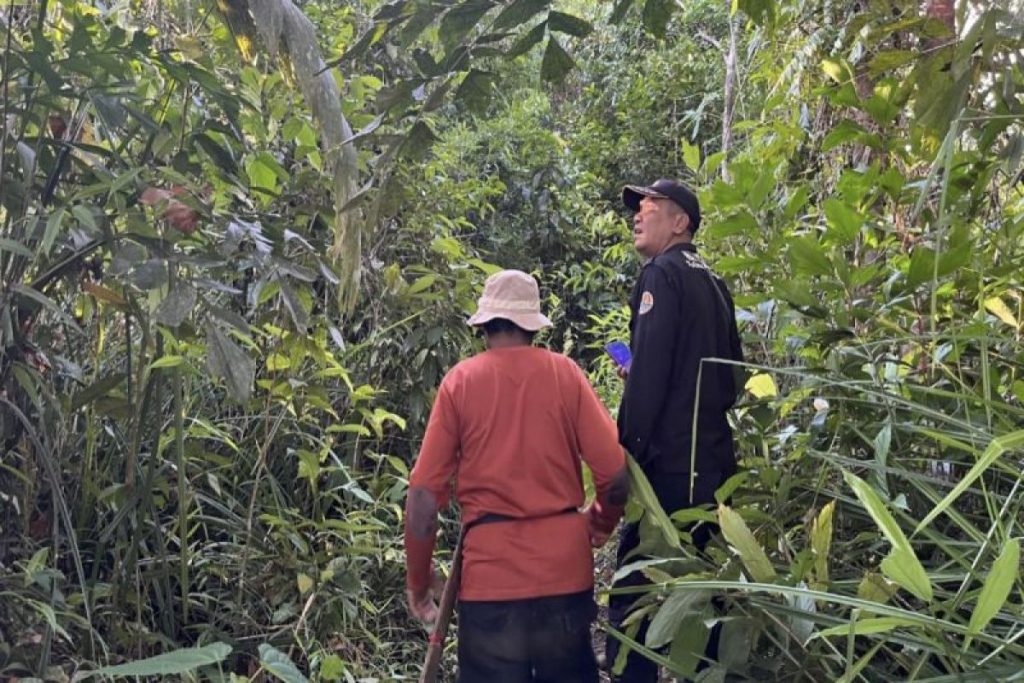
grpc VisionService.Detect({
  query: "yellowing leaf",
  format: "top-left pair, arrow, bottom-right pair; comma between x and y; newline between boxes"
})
984,297 -> 1018,328
857,573 -> 896,604
810,501 -> 835,590
297,572 -> 314,595
718,505 -> 776,583
822,59 -> 845,83
745,373 -> 777,398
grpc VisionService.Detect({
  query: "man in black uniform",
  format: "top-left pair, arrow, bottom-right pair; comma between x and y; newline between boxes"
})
606,178 -> 743,682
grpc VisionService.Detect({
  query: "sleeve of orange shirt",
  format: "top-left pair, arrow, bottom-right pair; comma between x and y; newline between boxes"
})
571,364 -> 627,535
404,380 -> 460,594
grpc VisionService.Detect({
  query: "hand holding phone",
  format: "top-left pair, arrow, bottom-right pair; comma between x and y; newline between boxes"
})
604,341 -> 632,373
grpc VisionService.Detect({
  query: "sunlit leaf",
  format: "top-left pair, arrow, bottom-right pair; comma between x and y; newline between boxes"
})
788,236 -> 832,277
745,373 -> 777,398
984,296 -> 1018,328
969,539 -> 1020,634
718,505 -> 776,583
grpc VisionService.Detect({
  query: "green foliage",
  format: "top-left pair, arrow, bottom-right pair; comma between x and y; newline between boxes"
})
3,0 -> 1024,679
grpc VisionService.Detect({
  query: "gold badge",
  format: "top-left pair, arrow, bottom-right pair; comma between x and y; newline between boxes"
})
638,291 -> 654,315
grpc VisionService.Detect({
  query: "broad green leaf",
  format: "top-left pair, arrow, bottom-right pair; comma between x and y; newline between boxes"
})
843,472 -> 909,552
246,153 -> 285,193
399,120 -> 439,161
880,548 -> 933,602
71,205 -> 99,233
810,501 -> 835,589
205,323 -> 255,404
857,573 -> 895,603
718,505 -> 776,583
548,11 -> 592,37
439,0 -> 494,53
681,140 -> 700,172
906,246 -> 936,289
493,0 -> 549,30
735,0 -> 774,25
844,471 -> 932,602
788,236 -> 832,277
259,644 -> 309,683
155,283 -> 196,328
540,36 -> 574,83
41,207 -> 66,257
969,539 -> 1020,634
822,120 -> 867,152
455,69 -> 494,114
745,373 -> 776,398
823,199 -> 862,244
915,430 -> 1024,534
813,616 -> 918,640
506,20 -> 547,58
87,643 -> 231,678
869,49 -> 916,73
642,0 -> 673,37
319,654 -> 345,682
705,210 -> 757,239
626,455 -> 681,550
667,615 -> 708,676
0,238 -> 34,258
646,589 -> 709,649
984,296 -> 1018,328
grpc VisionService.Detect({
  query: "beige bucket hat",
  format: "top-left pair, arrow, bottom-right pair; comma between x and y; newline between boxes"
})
466,270 -> 553,331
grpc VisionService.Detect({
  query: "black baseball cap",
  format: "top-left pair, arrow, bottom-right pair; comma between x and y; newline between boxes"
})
622,179 -> 701,233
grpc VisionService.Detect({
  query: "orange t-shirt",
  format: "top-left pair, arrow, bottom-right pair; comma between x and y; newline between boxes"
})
409,346 -> 624,601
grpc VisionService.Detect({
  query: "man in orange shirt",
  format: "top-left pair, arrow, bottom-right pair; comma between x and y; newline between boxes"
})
404,269 -> 629,681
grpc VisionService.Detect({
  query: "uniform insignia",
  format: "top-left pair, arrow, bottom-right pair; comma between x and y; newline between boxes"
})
638,291 -> 654,315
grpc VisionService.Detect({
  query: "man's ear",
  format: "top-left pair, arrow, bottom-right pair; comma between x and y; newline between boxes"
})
674,211 -> 690,236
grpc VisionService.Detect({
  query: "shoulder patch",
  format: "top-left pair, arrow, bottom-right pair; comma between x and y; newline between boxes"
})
638,290 -> 654,315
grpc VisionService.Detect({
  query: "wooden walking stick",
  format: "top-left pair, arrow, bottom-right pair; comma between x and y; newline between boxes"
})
419,532 -> 464,683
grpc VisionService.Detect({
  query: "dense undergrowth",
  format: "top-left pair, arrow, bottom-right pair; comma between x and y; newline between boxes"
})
2,0 -> 1023,680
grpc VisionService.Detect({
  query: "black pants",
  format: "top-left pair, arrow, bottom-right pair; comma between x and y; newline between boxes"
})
606,467 -> 733,682
457,590 -> 599,683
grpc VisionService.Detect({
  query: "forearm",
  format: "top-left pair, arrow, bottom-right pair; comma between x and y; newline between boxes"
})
590,464 -> 629,534
404,486 -> 439,593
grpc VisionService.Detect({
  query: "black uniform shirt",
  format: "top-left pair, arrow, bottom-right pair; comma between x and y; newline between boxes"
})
617,243 -> 743,474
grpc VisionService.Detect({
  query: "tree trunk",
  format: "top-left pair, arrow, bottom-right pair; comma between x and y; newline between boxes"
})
721,12 -> 739,179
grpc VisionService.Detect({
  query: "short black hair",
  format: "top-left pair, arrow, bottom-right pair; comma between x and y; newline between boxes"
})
481,318 -> 535,339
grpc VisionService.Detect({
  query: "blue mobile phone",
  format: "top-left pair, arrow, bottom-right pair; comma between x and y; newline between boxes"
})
604,341 -> 632,370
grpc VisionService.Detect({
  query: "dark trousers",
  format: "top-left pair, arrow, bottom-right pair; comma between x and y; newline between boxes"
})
606,467 -> 733,682
457,590 -> 599,683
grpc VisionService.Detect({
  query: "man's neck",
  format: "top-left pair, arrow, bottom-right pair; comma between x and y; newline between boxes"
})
485,332 -> 532,349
